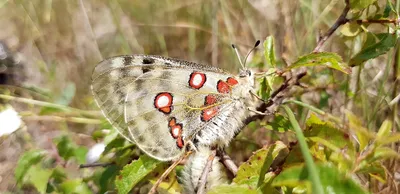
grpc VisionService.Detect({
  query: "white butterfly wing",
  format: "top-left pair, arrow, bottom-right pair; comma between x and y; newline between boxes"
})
92,55 -> 238,160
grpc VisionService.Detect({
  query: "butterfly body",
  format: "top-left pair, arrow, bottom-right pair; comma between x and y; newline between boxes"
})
91,55 -> 261,161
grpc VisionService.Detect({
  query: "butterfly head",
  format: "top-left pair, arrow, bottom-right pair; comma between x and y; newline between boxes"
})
232,40 -> 260,87
238,68 -> 255,88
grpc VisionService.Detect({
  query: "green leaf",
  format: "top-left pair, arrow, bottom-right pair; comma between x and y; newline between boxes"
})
54,136 -> 88,164
25,165 -> 53,194
340,22 -> 361,37
350,0 -> 378,11
305,114 -> 354,153
318,90 -> 330,108
350,33 -> 397,66
234,141 -> 289,189
55,82 -> 76,106
115,155 -> 163,194
265,114 -> 292,133
383,0 -> 397,17
346,111 -> 374,150
60,179 -> 92,194
376,120 -> 392,144
356,163 -> 387,183
257,77 -> 270,101
263,36 -> 276,67
379,133 -> 400,145
74,146 -> 88,164
272,163 -> 367,194
373,147 -> 400,161
55,136 -> 75,160
15,150 -> 46,184
289,52 -> 351,74
99,165 -> 119,194
208,184 -> 261,194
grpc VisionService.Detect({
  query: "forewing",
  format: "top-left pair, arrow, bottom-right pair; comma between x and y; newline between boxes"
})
91,55 -> 236,160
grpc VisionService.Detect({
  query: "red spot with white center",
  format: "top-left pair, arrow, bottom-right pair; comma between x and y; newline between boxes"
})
168,117 -> 184,149
201,107 -> 218,121
171,125 -> 181,138
154,92 -> 173,114
189,72 -> 206,89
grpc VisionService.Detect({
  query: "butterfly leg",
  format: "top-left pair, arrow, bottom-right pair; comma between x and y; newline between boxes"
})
249,90 -> 267,103
247,107 -> 273,116
187,140 -> 199,152
149,151 -> 193,194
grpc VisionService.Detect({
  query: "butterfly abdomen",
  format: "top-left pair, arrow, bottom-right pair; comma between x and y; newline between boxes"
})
180,146 -> 228,194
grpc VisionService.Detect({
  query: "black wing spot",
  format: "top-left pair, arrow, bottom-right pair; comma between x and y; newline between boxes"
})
137,135 -> 145,143
123,56 -> 133,66
142,66 -> 154,73
165,62 -> 173,67
143,57 -> 155,64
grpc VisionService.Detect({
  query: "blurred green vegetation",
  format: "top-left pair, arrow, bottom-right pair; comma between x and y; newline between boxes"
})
1,0 -> 400,193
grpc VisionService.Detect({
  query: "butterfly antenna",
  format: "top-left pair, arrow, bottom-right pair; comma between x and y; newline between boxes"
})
243,40 -> 261,68
231,44 -> 245,69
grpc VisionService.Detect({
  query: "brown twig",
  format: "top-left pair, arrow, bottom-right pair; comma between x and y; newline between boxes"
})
149,151 -> 193,194
313,0 -> 350,52
79,162 -> 114,168
354,19 -> 400,24
218,150 -> 238,176
196,149 -> 217,194
245,71 -> 307,125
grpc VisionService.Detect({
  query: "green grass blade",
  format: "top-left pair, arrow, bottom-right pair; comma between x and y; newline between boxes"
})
282,105 -> 324,194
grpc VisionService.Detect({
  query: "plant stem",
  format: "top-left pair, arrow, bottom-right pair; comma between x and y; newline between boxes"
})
282,105 -> 324,194
0,94 -> 101,118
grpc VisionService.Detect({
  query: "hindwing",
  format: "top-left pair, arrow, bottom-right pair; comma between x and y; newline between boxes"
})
91,55 -> 240,160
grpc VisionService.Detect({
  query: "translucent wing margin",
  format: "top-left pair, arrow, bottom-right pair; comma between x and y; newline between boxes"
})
91,55 -> 235,160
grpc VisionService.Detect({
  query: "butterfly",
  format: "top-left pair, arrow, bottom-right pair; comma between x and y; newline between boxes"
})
91,48 -> 263,161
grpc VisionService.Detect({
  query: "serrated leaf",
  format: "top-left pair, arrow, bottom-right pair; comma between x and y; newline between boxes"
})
115,155 -> 163,194
25,165 -> 53,194
60,179 -> 92,194
272,163 -> 367,194
350,0 -> 378,11
208,184 -> 261,194
350,33 -> 397,66
263,36 -> 276,67
289,52 -> 351,74
15,150 -> 46,184
234,141 -> 289,189
340,22 -> 361,37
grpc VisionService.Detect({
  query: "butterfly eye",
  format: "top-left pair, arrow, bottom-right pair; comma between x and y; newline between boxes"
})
239,69 -> 251,77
